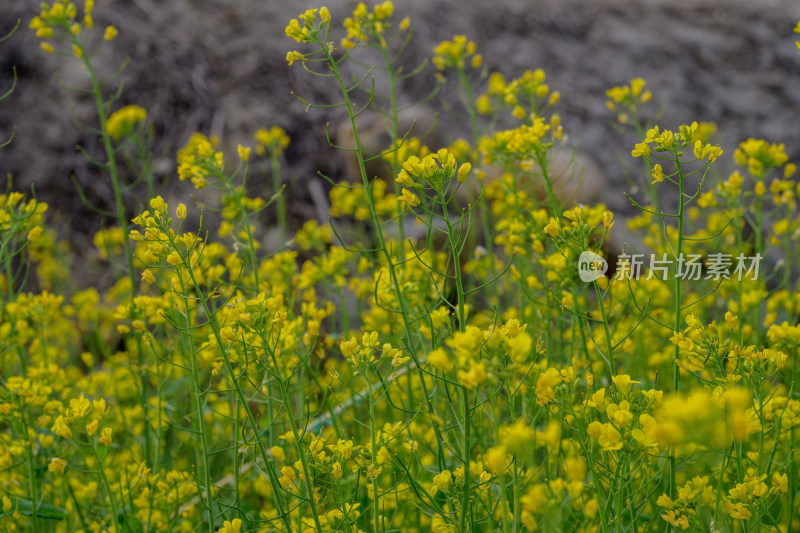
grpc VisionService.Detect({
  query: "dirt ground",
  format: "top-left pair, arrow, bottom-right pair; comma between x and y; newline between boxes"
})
2,0 -> 800,245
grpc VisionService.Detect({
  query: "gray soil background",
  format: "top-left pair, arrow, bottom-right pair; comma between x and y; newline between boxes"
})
2,0 -> 800,254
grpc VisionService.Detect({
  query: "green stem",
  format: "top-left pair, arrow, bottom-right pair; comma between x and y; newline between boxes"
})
534,150 -> 562,217
565,403 -> 610,533
322,38 -> 449,469
593,279 -> 616,374
787,354 -> 797,529
512,461 -> 519,533
456,65 -> 493,266
271,150 -> 286,243
582,233 -> 615,375
266,342 -> 324,533
440,191 -> 466,331
713,442 -> 734,526
233,393 -> 241,521
754,188 -> 764,347
459,389 -> 472,533
615,452 -> 625,531
76,38 -> 136,302
379,42 -> 405,259
437,190 -> 471,531
365,372 -> 381,532
21,407 -> 40,532
218,166 -> 260,292
177,252 -> 292,532
669,154 -> 687,503
499,470 -> 509,533
176,271 -> 216,532
91,439 -> 121,533
76,35 -> 163,474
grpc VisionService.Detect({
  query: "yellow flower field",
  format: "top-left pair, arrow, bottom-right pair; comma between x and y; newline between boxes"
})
2,2 -> 800,532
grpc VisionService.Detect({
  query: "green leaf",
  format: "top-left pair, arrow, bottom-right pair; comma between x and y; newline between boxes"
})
0,497 -> 67,520
118,512 -> 145,533
97,444 -> 109,463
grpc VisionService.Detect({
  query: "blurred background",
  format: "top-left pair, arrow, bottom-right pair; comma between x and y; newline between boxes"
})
2,0 -> 800,251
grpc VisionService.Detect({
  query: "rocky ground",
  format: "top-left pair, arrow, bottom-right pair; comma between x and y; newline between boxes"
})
2,0 -> 800,249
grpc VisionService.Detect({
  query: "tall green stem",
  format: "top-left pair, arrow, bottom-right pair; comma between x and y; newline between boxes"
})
76,39 -> 135,302
21,407 -> 40,532
379,44 -> 405,257
322,40 -> 449,469
92,439 -> 122,533
176,245 -> 292,532
669,155 -> 686,504
271,151 -> 286,243
265,337 -> 324,533
176,271 -> 215,532
76,36 -> 161,471
439,190 -> 472,531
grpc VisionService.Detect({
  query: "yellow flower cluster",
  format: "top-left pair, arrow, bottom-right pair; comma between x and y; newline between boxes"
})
176,132 -> 224,189
340,331 -> 402,369
330,179 -> 399,220
285,7 -> 326,44
0,192 -> 47,235
29,0 -> 116,55
50,394 -> 111,443
488,118 -> 552,160
254,125 -> 290,157
396,148 -> 470,199
606,77 -> 652,124
432,35 -> 481,71
733,138 -> 790,179
106,105 -> 147,140
341,1 -> 407,49
477,69 -> 560,120
0,192 -> 49,293
632,122 -> 723,162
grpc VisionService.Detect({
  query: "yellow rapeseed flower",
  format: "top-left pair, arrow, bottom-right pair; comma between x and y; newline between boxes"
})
499,419 -> 535,455
726,502 -> 752,520
543,217 -> 560,237
48,457 -> 67,473
103,25 -> 118,41
398,188 -> 420,208
52,416 -> 72,439
535,368 -> 561,405
612,374 -> 639,396
141,269 -> 155,284
319,6 -> 330,23
106,105 -> 147,140
99,427 -> 112,446
483,445 -> 508,475
217,518 -> 242,533
254,126 -> 290,156
651,163 -> 664,183
586,421 -> 623,451
431,470 -> 452,494
286,50 -> 305,66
